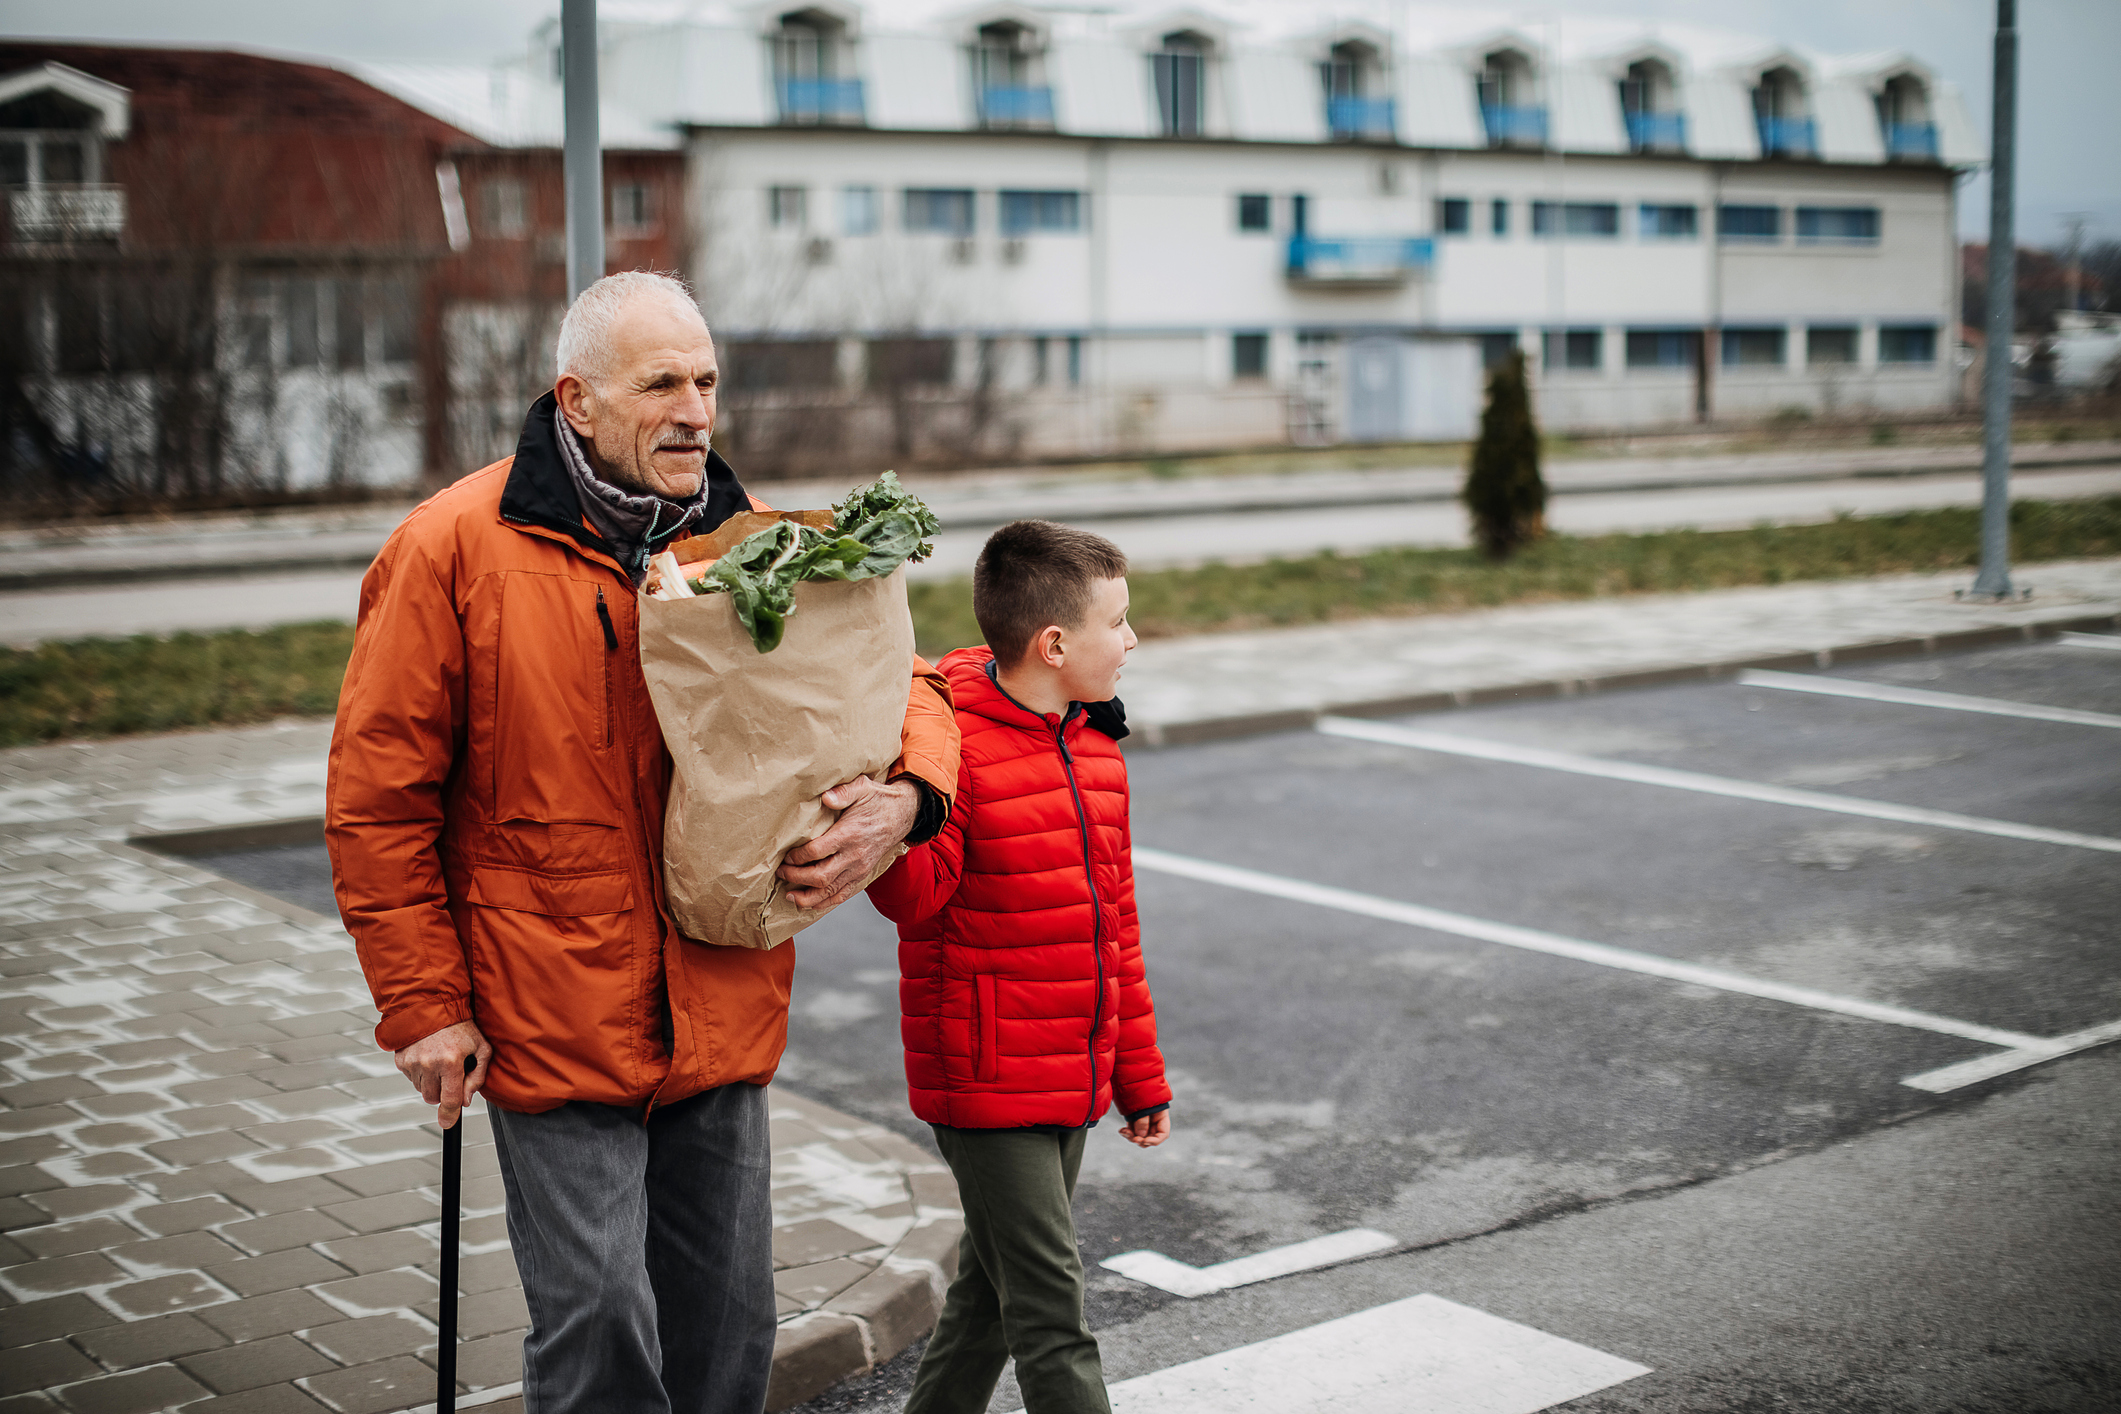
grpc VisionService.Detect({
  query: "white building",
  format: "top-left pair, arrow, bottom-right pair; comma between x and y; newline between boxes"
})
387,2 -> 1984,461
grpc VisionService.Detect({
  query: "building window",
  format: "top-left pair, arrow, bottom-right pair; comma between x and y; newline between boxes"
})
1795,206 -> 1881,243
1625,329 -> 1700,368
769,186 -> 807,230
1480,332 -> 1519,369
869,337 -> 955,388
999,190 -> 1081,235
283,279 -> 321,368
1722,327 -> 1787,366
1878,325 -> 1937,363
1638,204 -> 1698,239
841,186 -> 877,235
1490,199 -> 1509,236
725,339 -> 838,391
1543,329 -> 1601,371
1807,326 -> 1859,364
334,280 -> 366,370
903,188 -> 975,235
773,10 -> 863,124
1718,204 -> 1781,242
1620,58 -> 1686,153
1236,193 -> 1271,232
1752,66 -> 1814,156
1067,334 -> 1083,386
1321,39 -> 1392,140
611,182 -> 656,234
1531,202 -> 1620,238
1232,331 -> 1268,379
482,178 -> 529,239
1437,198 -> 1471,235
1151,32 -> 1208,137
972,20 -> 1052,129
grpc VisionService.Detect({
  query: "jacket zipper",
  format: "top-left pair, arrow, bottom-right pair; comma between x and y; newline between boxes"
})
1054,717 -> 1105,1127
595,586 -> 618,748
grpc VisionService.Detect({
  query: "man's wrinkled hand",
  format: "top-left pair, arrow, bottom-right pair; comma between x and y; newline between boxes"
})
395,1020 -> 491,1129
779,774 -> 920,910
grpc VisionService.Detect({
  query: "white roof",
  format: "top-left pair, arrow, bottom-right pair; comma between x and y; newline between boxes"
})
358,0 -> 1981,165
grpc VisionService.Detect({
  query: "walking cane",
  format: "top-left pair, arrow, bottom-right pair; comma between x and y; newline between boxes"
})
438,1055 -> 474,1414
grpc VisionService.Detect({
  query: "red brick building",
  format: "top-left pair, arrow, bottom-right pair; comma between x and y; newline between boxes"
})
0,42 -> 688,505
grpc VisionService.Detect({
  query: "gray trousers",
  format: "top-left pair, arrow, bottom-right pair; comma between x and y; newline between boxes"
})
486,1082 -> 776,1414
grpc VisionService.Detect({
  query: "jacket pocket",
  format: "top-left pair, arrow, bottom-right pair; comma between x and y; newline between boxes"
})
466,866 -> 633,916
974,973 -> 998,1083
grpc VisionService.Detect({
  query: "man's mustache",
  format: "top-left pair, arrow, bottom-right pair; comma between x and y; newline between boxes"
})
656,432 -> 711,452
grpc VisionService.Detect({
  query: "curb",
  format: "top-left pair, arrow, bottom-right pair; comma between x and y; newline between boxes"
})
1130,610 -> 2121,749
762,1100 -> 964,1411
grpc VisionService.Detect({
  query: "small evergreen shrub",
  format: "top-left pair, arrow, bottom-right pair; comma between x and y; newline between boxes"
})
1462,350 -> 1548,559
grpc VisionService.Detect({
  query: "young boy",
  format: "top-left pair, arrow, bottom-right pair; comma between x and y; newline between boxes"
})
868,519 -> 1172,1414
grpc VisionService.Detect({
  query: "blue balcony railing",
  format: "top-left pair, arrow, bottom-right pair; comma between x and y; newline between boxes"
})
981,86 -> 1054,125
1326,96 -> 1396,139
1885,121 -> 1938,160
1625,110 -> 1687,152
777,77 -> 865,124
1755,116 -> 1815,156
1481,104 -> 1548,146
1286,235 -> 1435,284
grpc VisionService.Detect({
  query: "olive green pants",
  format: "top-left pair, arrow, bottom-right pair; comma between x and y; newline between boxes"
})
904,1125 -> 1110,1414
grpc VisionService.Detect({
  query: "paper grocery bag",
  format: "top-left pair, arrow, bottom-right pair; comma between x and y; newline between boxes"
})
638,566 -> 914,949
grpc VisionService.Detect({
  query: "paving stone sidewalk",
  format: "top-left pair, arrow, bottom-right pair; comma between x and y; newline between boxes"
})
0,727 -> 962,1414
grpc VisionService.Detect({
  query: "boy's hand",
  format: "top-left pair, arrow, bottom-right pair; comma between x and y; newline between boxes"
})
1120,1110 -> 1170,1148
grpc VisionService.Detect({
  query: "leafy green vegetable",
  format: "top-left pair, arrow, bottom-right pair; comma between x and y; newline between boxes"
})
685,471 -> 939,652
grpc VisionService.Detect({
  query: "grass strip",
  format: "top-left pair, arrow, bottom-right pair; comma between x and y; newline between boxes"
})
4,498 -> 2118,747
911,496 -> 2121,653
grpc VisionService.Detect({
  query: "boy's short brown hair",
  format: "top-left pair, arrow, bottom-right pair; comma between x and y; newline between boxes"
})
973,520 -> 1129,667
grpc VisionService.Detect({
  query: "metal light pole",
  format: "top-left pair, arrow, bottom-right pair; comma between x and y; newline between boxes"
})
1971,0 -> 2017,599
562,0 -> 603,300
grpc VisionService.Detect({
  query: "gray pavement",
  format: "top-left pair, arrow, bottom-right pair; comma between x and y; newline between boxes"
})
4,569 -> 2119,1412
4,440 -> 2116,590
5,456 -> 2118,648
0,728 -> 964,1414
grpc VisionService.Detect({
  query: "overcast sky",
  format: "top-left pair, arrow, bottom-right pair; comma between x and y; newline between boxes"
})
8,0 -> 2116,247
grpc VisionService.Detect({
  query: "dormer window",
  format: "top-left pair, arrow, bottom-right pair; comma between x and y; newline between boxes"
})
773,9 -> 864,125
0,69 -> 127,245
1619,58 -> 1685,153
973,21 -> 1052,129
1877,74 -> 1937,161
1322,40 -> 1393,141
1151,32 -> 1209,138
1752,66 -> 1813,157
1477,49 -> 1545,147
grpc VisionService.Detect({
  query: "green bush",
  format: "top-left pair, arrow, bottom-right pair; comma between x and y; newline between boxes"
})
1462,350 -> 1548,559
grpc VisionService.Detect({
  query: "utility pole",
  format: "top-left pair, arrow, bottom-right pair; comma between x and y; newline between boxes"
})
2060,213 -> 2089,313
1970,0 -> 2018,600
562,0 -> 603,301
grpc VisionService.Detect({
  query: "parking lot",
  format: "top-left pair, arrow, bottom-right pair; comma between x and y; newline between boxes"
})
190,636 -> 2121,1412
772,636 -> 2121,1411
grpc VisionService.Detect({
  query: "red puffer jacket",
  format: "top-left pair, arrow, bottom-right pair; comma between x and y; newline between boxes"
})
868,646 -> 1171,1129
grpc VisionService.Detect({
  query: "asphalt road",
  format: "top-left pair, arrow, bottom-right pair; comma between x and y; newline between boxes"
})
198,639 -> 2121,1412
6,462 -> 2117,644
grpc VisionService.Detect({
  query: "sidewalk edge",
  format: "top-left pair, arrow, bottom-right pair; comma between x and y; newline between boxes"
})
1133,611 -> 2121,748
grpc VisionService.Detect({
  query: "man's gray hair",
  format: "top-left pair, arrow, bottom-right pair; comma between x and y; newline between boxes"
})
555,270 -> 707,384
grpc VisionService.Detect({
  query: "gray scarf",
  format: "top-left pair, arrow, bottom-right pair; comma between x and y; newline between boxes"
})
554,407 -> 709,585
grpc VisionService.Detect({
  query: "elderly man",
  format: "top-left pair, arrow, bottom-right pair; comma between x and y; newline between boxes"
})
326,272 -> 958,1414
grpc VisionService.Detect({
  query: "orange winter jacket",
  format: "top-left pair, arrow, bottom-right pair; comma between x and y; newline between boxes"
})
326,394 -> 959,1114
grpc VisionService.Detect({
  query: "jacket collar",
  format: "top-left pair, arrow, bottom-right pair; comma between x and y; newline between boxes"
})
945,646 -> 1129,742
498,390 -> 753,575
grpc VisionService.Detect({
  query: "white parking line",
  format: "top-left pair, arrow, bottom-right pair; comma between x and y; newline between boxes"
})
2056,631 -> 2121,652
1736,668 -> 2121,730
1102,1229 -> 1398,1298
1133,848 -> 2121,1091
1065,1294 -> 1651,1414
1902,1016 -> 2121,1093
1316,716 -> 2121,855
